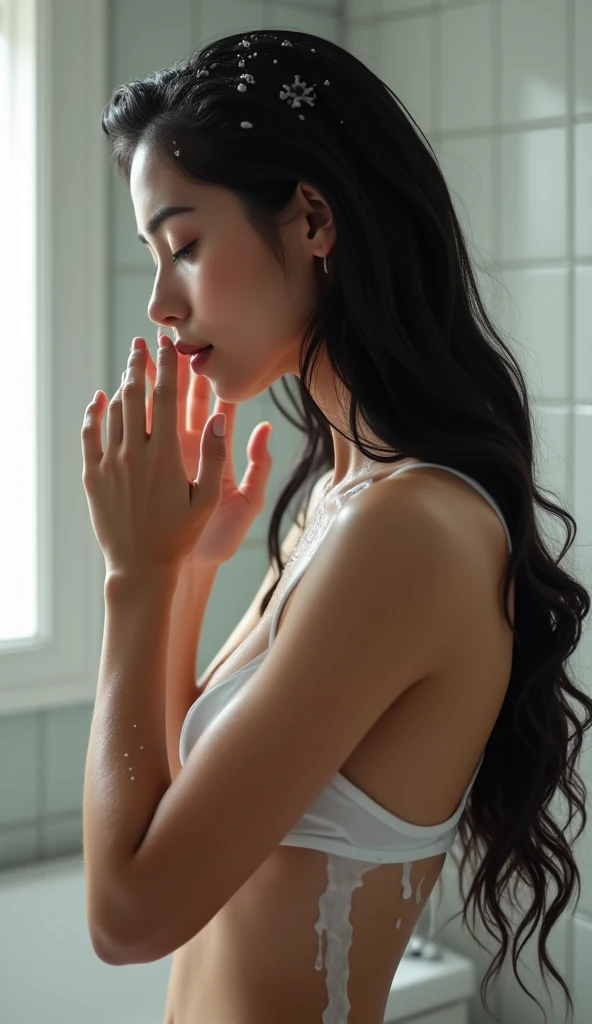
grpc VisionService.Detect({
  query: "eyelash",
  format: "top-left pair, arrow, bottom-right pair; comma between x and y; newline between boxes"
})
171,241 -> 197,265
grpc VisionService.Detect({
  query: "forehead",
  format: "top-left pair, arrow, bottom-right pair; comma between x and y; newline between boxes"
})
130,142 -> 182,200
131,143 -> 204,243
130,142 -> 228,212
130,143 -> 248,239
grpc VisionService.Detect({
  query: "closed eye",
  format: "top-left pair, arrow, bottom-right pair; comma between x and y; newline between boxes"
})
172,241 -> 197,265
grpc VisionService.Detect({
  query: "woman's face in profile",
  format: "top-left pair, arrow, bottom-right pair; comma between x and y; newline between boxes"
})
130,140 -> 333,404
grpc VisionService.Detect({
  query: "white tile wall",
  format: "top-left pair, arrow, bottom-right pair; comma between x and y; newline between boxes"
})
500,127 -> 569,263
573,409 -> 592,733
344,0 -> 592,1021
346,19 -> 381,76
575,123 -> 592,257
380,11 -> 434,133
267,3 -> 342,39
288,0 -> 341,7
380,0 -> 436,14
435,136 -> 495,260
500,0 -> 569,124
345,0 -> 379,19
574,267 -> 592,402
440,2 -> 495,132
198,0 -> 267,42
111,0 -> 195,83
575,0 -> 592,115
497,267 -> 570,402
574,915 -> 592,1024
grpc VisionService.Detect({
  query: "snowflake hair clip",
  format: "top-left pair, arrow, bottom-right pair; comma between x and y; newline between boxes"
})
279,74 -> 317,121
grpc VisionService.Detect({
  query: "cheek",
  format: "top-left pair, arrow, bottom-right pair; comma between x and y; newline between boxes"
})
199,246 -> 279,321
198,248 -> 252,305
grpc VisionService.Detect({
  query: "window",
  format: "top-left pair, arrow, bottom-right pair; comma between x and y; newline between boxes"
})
0,0 -> 109,714
0,0 -> 38,644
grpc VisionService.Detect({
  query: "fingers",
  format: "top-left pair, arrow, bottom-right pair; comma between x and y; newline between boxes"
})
145,347 -> 155,433
177,350 -> 190,435
149,338 -> 179,445
106,379 -> 124,455
102,341 -> 148,457
237,421 -> 273,508
81,391 -> 106,474
186,372 -> 214,434
187,372 -> 237,438
147,343 -> 190,434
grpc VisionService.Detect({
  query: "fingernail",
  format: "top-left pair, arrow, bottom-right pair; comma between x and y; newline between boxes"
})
213,414 -> 226,437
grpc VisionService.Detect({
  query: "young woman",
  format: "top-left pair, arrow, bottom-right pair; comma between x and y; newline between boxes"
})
90,28 -> 591,1024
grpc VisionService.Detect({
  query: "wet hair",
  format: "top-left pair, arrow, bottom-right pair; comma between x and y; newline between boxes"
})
101,29 -> 591,1024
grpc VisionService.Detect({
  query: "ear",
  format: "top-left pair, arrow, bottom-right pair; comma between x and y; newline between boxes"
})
296,181 -> 336,255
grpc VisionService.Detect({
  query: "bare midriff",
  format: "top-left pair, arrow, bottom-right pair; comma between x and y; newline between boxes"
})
163,844 -> 447,1024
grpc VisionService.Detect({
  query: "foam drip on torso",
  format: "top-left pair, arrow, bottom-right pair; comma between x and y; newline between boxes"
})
313,855 -> 424,1023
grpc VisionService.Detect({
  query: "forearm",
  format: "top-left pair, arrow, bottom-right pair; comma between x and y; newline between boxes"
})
83,569 -> 179,951
165,563 -> 218,780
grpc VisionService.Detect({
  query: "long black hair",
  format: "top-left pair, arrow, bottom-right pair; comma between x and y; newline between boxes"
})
101,29 -> 591,1023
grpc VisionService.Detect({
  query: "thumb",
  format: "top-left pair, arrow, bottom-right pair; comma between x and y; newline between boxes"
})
193,413 -> 227,503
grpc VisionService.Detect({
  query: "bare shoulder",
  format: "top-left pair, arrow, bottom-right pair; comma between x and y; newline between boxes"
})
332,465 -> 511,655
369,463 -> 510,577
334,463 -> 490,566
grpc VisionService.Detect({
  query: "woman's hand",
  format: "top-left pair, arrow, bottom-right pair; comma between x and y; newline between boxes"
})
145,336 -> 273,569
82,336 -> 233,579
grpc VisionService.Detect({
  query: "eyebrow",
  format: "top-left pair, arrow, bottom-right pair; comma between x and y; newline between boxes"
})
137,205 -> 196,244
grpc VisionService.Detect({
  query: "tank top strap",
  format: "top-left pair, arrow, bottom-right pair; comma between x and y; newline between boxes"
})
266,476 -> 380,651
384,462 -> 512,554
266,524 -> 331,650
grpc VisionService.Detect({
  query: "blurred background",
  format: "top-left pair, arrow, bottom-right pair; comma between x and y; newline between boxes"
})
0,1 -> 591,1022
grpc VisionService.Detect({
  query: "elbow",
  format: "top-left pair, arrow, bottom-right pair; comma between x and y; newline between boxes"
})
87,888 -> 142,965
90,925 -> 157,966
90,921 -> 125,965
87,883 -> 128,964
86,863 -> 152,964
89,904 -> 166,965
86,858 -> 186,964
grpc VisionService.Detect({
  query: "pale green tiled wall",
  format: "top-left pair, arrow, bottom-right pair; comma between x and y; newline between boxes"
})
0,0 -> 343,871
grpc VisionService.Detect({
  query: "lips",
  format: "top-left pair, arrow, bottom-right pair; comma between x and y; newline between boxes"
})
175,340 -> 212,355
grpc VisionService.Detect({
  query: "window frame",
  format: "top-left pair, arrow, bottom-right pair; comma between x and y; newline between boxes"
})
0,0 -> 109,715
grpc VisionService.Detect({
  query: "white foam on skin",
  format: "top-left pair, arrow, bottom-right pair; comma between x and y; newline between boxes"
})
313,855 -> 425,1023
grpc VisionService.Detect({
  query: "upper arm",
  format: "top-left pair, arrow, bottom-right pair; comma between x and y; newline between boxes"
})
102,482 -> 467,964
196,469 -> 333,692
